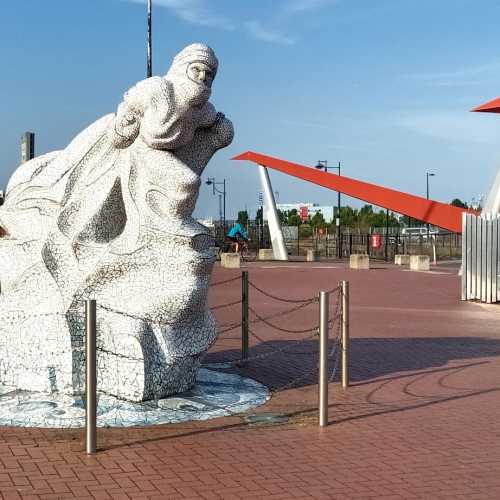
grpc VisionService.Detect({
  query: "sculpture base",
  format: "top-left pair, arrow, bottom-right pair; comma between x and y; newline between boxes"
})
0,368 -> 269,428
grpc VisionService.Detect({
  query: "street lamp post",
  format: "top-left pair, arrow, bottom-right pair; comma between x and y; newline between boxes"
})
316,160 -> 342,258
147,0 -> 152,78
206,177 -> 226,234
426,172 -> 435,238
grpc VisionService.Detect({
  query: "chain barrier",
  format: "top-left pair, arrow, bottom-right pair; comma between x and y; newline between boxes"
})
248,305 -> 319,335
0,269 -> 347,429
211,299 -> 242,311
209,275 -> 241,287
248,280 -> 319,303
206,276 -> 345,404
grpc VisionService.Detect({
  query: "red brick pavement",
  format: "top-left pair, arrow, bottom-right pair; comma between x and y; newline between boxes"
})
1,260 -> 500,499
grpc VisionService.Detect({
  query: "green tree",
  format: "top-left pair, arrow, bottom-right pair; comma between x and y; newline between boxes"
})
287,208 -> 302,226
299,224 -> 313,238
277,209 -> 288,225
450,198 -> 468,209
310,211 -> 326,228
237,210 -> 249,225
357,204 -> 375,232
340,206 -> 357,228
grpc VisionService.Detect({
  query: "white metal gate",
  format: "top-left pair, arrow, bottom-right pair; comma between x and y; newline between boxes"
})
461,213 -> 500,303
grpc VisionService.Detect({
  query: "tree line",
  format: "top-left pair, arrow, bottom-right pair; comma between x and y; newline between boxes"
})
235,198 -> 470,237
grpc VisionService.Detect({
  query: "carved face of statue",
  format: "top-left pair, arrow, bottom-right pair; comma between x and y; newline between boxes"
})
167,44 -> 219,107
186,61 -> 215,88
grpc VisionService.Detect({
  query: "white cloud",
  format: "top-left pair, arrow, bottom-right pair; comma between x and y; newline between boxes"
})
244,21 -> 296,46
399,110 -> 500,145
123,0 -> 234,29
408,61 -> 500,88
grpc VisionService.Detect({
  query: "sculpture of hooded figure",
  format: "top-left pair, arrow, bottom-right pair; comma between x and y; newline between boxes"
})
41,43 -> 233,303
0,44 -> 233,401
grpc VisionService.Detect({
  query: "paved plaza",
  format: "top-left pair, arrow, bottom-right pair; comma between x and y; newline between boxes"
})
1,259 -> 500,499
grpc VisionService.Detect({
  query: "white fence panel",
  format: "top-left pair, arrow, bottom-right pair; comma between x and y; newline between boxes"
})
462,213 -> 500,303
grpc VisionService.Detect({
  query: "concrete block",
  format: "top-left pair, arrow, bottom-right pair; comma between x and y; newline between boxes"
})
410,255 -> 430,271
350,254 -> 370,270
221,253 -> 241,268
395,254 -> 410,265
258,248 -> 275,260
306,249 -> 319,262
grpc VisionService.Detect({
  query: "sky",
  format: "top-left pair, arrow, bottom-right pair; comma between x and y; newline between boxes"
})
2,0 -> 500,219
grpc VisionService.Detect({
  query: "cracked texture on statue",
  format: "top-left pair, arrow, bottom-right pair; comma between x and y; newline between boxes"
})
0,43 -> 234,402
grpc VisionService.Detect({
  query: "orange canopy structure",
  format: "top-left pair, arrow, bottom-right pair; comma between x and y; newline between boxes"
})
472,97 -> 500,113
232,151 -> 476,234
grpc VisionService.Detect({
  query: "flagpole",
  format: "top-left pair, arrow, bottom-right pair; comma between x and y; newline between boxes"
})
147,0 -> 152,77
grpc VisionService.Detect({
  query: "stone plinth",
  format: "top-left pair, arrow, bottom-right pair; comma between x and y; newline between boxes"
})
350,254 -> 370,270
258,248 -> 275,261
306,250 -> 319,262
221,253 -> 241,268
395,254 -> 410,265
410,255 -> 430,271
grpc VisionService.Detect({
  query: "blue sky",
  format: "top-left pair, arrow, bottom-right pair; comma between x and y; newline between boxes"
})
2,0 -> 500,219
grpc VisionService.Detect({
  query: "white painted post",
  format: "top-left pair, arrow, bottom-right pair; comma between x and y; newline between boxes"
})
431,235 -> 437,265
461,213 -> 467,300
258,165 -> 288,261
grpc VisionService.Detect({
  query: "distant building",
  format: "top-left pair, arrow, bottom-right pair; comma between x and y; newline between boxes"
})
273,203 -> 334,223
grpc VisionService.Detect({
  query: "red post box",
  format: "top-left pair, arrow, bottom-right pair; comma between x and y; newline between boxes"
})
371,233 -> 381,249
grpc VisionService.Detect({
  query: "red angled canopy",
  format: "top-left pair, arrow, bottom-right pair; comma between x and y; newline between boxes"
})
232,151 -> 477,233
471,97 -> 500,113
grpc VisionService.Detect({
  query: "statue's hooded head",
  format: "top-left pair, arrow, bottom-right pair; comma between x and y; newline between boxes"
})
167,43 -> 219,106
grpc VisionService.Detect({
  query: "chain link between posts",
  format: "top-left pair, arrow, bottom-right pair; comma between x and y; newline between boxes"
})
0,270 -> 346,425
206,274 -> 346,397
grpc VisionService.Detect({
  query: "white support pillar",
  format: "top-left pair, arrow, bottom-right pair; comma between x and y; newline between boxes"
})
482,166 -> 500,216
258,165 -> 288,261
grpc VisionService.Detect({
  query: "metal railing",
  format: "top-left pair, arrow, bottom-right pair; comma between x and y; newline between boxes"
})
209,272 -> 350,426
78,273 -> 351,452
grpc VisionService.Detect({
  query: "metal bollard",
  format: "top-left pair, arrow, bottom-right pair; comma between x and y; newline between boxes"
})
85,299 -> 97,454
318,291 -> 329,427
341,281 -> 350,389
241,271 -> 249,361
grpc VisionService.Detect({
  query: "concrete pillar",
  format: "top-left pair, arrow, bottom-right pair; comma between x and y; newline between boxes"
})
221,253 -> 241,268
409,255 -> 430,271
258,248 -> 275,260
394,254 -> 410,265
306,249 -> 319,262
349,254 -> 370,269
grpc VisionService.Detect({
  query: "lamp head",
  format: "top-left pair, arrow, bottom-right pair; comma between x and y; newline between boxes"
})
206,179 -> 213,186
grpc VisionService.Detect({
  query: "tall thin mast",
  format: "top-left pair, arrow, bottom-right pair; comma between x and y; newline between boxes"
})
147,0 -> 152,77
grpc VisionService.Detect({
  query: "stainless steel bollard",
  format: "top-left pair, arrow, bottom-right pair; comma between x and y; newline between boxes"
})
318,291 -> 329,427
85,300 -> 97,454
341,281 -> 350,390
241,271 -> 249,361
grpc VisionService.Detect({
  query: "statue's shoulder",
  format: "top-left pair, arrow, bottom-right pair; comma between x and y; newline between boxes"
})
124,76 -> 166,111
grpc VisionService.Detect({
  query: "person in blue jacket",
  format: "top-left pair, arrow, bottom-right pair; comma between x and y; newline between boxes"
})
226,222 -> 249,253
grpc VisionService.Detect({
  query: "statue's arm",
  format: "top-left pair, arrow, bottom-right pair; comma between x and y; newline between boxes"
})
109,77 -> 165,149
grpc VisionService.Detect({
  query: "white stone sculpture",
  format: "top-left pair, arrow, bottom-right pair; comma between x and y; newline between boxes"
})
0,44 -> 233,402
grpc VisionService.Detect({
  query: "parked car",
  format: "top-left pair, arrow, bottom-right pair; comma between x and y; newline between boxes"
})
401,227 -> 438,240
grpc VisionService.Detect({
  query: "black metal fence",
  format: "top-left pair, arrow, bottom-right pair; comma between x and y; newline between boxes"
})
286,232 -> 462,261
209,220 -> 462,261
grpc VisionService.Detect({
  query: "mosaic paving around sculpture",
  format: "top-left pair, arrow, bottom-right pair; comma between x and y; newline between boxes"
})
0,368 -> 269,428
